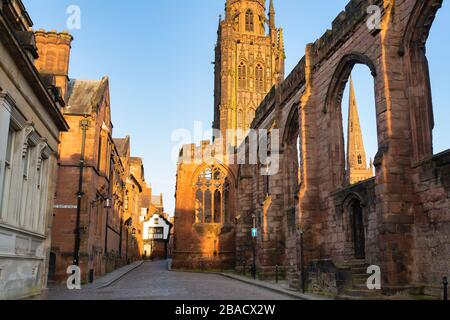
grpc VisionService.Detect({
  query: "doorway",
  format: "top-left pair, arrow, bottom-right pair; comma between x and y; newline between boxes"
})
351,200 -> 365,259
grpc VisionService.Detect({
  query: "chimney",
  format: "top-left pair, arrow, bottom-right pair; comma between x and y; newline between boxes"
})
34,29 -> 73,102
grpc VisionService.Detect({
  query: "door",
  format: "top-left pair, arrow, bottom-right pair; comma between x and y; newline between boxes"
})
352,201 -> 366,259
48,252 -> 56,281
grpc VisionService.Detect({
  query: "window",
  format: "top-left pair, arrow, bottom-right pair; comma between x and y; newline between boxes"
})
37,158 -> 45,189
238,109 -> 244,129
22,142 -> 31,179
238,62 -> 247,89
149,227 -> 164,240
233,14 -> 239,32
255,64 -> 264,91
154,218 -> 159,225
357,155 -> 362,165
194,166 -> 229,224
97,136 -> 103,171
1,128 -> 14,211
245,10 -> 254,32
247,108 -> 255,128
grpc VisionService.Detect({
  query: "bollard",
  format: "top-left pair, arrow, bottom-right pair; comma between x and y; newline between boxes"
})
444,277 -> 448,301
243,261 -> 246,276
275,265 -> 279,284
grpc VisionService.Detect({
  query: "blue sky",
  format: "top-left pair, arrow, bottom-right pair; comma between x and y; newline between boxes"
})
25,1 -> 449,214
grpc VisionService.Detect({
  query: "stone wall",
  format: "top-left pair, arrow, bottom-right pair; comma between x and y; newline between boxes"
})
235,0 -> 449,297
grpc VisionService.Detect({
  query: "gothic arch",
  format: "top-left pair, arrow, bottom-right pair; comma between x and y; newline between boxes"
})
190,161 -> 237,189
323,52 -> 377,115
400,0 -> 443,160
281,102 -> 300,146
323,53 -> 378,188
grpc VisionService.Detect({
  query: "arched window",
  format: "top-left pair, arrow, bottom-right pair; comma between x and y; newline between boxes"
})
194,166 -> 229,224
427,6 -> 449,155
195,189 -> 203,223
237,109 -> 244,129
255,64 -> 264,91
247,108 -> 256,128
238,62 -> 247,89
341,67 -> 376,185
245,10 -> 254,32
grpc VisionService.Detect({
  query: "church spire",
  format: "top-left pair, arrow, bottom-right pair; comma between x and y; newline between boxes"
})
269,0 -> 276,29
347,76 -> 373,184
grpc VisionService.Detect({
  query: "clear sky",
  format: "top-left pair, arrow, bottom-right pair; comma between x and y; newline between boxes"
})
25,1 -> 449,215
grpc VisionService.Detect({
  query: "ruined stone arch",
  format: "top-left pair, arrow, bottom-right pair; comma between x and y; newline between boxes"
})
281,102 -> 301,235
400,0 -> 444,160
324,52 -> 378,188
190,161 -> 237,189
324,52 -> 377,115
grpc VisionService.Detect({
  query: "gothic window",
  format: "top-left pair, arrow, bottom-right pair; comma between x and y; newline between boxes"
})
255,64 -> 264,91
238,62 -> 247,89
214,190 -> 221,223
194,166 -> 229,224
237,109 -> 244,129
245,10 -> 254,32
233,14 -> 239,32
357,155 -> 362,165
247,108 -> 255,128
204,190 -> 212,223
195,189 -> 203,223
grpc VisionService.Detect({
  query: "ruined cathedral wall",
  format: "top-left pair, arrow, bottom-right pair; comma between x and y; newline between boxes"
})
412,152 -> 450,295
237,0 -> 447,291
173,143 -> 238,270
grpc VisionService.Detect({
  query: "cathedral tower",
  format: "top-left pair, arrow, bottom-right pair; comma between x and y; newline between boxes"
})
346,77 -> 373,184
213,0 -> 285,147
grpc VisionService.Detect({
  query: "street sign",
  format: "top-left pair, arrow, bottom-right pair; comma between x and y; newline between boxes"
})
54,204 -> 78,209
251,228 -> 258,238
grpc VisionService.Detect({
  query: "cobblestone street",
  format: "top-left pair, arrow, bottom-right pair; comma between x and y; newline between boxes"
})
47,261 -> 296,300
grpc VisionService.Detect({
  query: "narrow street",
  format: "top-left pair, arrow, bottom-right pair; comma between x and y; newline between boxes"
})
47,261 -> 296,300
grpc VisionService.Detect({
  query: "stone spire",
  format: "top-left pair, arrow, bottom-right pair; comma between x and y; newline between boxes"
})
347,76 -> 373,184
269,0 -> 276,30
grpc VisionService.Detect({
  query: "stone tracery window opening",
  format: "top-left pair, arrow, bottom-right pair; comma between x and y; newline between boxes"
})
238,109 -> 244,129
238,62 -> 247,89
245,9 -> 254,32
255,64 -> 264,92
194,166 -> 229,224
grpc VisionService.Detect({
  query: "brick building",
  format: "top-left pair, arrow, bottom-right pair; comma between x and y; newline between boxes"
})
0,1 -> 69,299
34,31 -> 148,283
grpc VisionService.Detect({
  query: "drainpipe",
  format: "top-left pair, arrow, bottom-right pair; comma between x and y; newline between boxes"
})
74,116 -> 90,266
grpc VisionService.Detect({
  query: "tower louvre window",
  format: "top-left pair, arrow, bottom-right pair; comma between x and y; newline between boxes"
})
245,10 -> 254,32
238,62 -> 247,89
255,64 -> 264,91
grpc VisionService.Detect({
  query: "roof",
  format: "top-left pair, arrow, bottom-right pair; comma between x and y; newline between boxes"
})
152,194 -> 164,208
113,136 -> 130,157
65,76 -> 108,114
